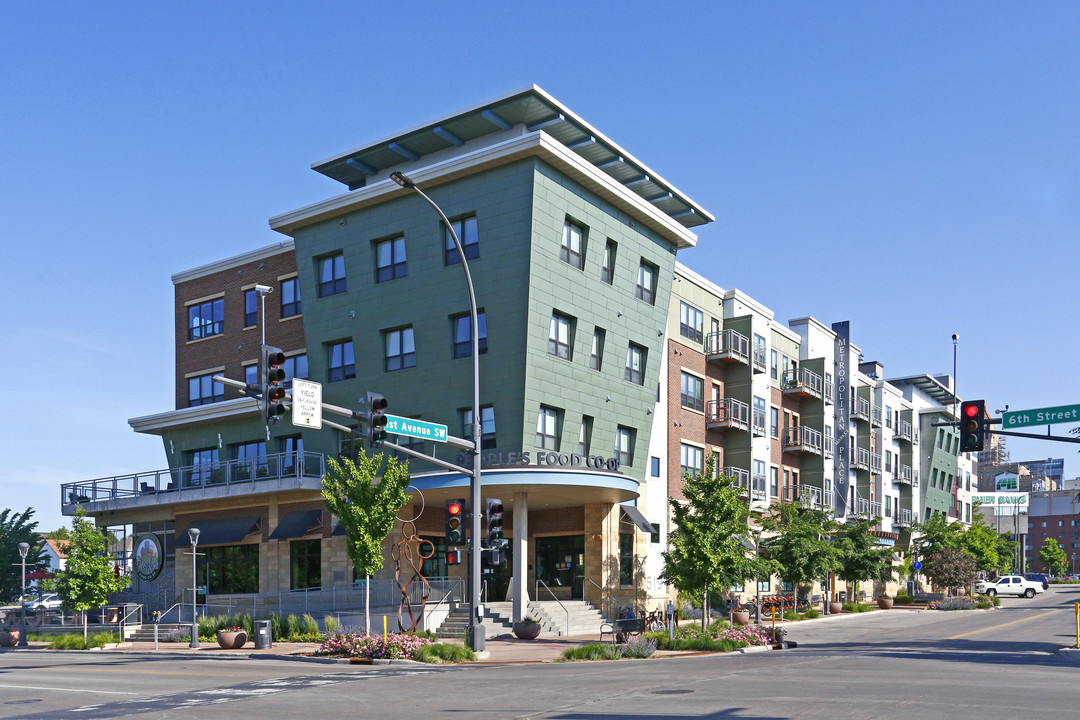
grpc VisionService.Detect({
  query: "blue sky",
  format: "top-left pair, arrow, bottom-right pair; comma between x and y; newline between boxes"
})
3,2 -> 1077,532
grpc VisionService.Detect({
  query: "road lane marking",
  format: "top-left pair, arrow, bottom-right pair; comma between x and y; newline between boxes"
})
0,683 -> 136,695
943,609 -> 1059,640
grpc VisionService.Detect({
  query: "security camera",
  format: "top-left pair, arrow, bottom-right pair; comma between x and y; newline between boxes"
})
254,284 -> 273,294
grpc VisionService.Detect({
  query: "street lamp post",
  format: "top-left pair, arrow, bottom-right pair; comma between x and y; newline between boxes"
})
17,542 -> 29,648
753,529 -> 763,624
188,527 -> 200,649
390,170 -> 484,652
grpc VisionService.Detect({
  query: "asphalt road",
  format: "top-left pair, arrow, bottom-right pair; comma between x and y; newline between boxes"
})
2,586 -> 1080,720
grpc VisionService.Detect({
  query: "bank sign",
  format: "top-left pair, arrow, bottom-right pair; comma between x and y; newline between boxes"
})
972,492 -> 1029,514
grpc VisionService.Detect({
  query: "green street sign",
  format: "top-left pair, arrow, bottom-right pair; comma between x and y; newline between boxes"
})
1002,403 -> 1080,429
384,414 -> 448,443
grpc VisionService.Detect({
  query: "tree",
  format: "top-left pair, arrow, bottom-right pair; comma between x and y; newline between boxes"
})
960,511 -> 1001,574
760,502 -> 838,608
833,518 -> 896,602
0,508 -> 46,603
922,548 -> 977,593
1038,538 -> 1067,577
53,510 -> 130,642
661,458 -> 767,628
321,449 -> 410,633
914,512 -> 964,558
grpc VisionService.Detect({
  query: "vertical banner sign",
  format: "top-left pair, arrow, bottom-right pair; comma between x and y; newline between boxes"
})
832,321 -> 851,514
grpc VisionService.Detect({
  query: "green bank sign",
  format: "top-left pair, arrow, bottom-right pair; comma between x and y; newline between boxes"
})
972,492 -> 1028,509
1002,403 -> 1080,429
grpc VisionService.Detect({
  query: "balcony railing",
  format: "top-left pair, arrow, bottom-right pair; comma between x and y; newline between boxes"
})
853,447 -> 871,471
720,466 -> 750,489
894,508 -> 914,527
752,344 -> 767,373
732,471 -> 767,501
752,407 -> 766,437
854,497 -> 870,517
61,451 -> 326,506
897,464 -> 913,485
782,425 -> 823,455
782,484 -> 832,511
871,406 -> 882,427
823,382 -> 834,405
823,439 -> 834,458
781,367 -> 824,400
705,329 -> 750,366
870,501 -> 882,518
896,420 -> 914,443
870,452 -> 882,472
705,398 -> 750,432
851,397 -> 870,422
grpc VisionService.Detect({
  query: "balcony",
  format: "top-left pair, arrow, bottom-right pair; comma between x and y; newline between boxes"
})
870,501 -> 882,519
853,447 -> 870,471
705,329 -> 750,366
782,484 -> 832,511
854,497 -> 871,517
823,440 -> 834,459
732,470 -> 766,502
870,452 -> 882,473
896,464 -> 914,485
705,398 -> 750,432
896,420 -> 914,443
781,367 -> 824,400
894,508 -> 914,528
851,397 -> 870,422
720,466 -> 750,489
61,451 -> 327,512
752,344 -> 767,374
871,406 -> 882,427
823,382 -> 834,405
751,407 -> 766,437
782,425 -> 823,455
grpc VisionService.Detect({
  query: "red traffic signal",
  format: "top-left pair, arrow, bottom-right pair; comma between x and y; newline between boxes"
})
959,399 -> 985,452
445,498 -> 465,546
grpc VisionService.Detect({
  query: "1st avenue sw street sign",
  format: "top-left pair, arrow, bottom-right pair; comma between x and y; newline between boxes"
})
1002,403 -> 1080,429
385,414 -> 448,443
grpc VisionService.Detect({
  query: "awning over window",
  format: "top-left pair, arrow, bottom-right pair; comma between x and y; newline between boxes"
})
331,523 -> 347,537
269,510 -> 323,540
619,504 -> 654,535
175,516 -> 261,547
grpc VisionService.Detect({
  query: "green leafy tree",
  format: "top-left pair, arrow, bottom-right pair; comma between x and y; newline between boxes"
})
322,449 -> 410,632
661,457 -> 768,628
1038,537 -> 1067,577
914,512 -> 964,557
0,508 -> 46,603
760,502 -> 838,607
994,532 -> 1018,574
960,510 -> 1001,574
922,548 -> 977,593
54,510 -> 130,642
833,518 -> 896,602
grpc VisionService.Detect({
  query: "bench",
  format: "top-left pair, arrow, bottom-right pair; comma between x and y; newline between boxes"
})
599,617 -> 644,645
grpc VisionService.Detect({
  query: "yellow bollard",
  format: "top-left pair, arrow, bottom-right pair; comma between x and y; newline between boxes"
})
383,615 -> 387,643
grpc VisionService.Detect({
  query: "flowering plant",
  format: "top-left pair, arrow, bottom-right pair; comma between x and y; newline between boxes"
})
219,626 -> 245,632
315,631 -> 433,659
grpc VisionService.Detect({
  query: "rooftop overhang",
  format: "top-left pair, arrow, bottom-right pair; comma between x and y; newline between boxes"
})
129,397 -> 260,435
405,467 -> 639,511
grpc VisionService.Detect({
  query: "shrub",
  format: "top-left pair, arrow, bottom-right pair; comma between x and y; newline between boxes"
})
301,613 -> 320,636
414,642 -> 476,664
315,631 -> 432,659
40,631 -> 118,650
285,614 -> 301,640
620,636 -> 658,658
161,627 -> 191,643
270,613 -> 284,642
927,598 -> 975,611
894,595 -> 914,605
562,642 -> 623,661
803,607 -> 820,619
842,602 -> 873,613
324,615 -> 340,633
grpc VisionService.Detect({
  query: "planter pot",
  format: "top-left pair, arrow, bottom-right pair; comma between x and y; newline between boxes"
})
955,587 -> 966,596
216,630 -> 248,649
877,598 -> 894,609
829,602 -> 844,615
731,610 -> 750,626
0,630 -> 19,647
512,621 -> 541,640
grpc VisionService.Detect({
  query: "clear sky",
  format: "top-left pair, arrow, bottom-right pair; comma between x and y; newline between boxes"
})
3,2 -> 1077,532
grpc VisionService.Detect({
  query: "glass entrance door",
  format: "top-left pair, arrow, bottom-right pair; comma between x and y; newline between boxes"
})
535,535 -> 585,599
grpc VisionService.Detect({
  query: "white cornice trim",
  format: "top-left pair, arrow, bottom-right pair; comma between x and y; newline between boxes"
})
171,240 -> 295,285
129,397 -> 261,435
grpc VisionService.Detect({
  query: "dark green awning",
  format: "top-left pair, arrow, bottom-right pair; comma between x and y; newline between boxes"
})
175,516 -> 261,547
269,510 -> 322,540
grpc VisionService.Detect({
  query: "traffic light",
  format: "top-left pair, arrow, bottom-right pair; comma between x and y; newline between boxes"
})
367,392 -> 388,447
262,345 -> 287,424
445,498 -> 465,546
447,549 -> 463,565
960,399 -> 986,452
485,498 -> 504,546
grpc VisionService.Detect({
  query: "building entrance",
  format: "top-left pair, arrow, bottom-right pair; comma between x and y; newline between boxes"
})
536,535 -> 585,600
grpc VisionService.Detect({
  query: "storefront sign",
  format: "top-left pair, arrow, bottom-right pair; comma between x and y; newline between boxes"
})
995,472 -> 1019,492
972,492 -> 1029,514
133,532 -> 164,582
832,321 -> 851,507
455,450 -> 622,472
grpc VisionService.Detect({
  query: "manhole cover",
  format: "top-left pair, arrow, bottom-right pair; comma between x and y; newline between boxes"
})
652,689 -> 693,695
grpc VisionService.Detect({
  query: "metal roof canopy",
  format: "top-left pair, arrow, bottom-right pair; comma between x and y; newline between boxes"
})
619,504 -> 655,534
311,84 -> 713,230
175,516 -> 261,547
268,509 -> 322,540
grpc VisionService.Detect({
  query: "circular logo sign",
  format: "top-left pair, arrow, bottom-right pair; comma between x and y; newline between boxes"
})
134,532 -> 164,582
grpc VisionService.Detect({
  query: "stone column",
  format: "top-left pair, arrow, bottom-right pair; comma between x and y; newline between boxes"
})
584,502 -> 617,613
512,492 -> 529,620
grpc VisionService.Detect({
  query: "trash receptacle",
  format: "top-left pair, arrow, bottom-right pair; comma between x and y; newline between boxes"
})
254,619 -> 272,650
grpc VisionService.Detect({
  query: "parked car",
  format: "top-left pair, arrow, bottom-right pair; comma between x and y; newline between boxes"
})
1024,573 -> 1050,590
975,575 -> 1044,598
22,593 -> 62,610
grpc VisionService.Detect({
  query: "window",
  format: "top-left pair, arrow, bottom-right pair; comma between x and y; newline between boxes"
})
280,436 -> 304,473
244,289 -> 258,327
885,450 -> 893,472
625,343 -> 646,385
770,466 -> 779,497
680,444 -> 703,478
650,456 -> 660,477
188,372 -> 224,407
463,406 -> 497,450
318,253 -> 346,297
548,314 -> 572,360
536,406 -> 559,450
590,328 -> 605,370
601,240 -> 617,284
680,372 -> 704,411
453,312 -> 488,358
384,327 -> 416,371
284,354 -> 308,387
281,277 -> 302,318
885,496 -> 892,516
770,407 -> 779,438
561,219 -> 585,269
770,350 -> 778,379
204,545 -> 259,594
327,340 -> 355,382
679,302 -> 703,343
885,406 -> 894,428
445,215 -> 479,265
619,533 -> 634,586
188,298 -> 224,341
578,416 -> 593,455
232,440 -> 267,479
290,539 -> 321,591
375,236 -> 407,282
636,261 -> 656,305
615,426 -> 634,466
189,448 -> 220,487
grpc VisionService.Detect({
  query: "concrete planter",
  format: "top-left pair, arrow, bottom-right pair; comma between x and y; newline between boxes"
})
877,597 -> 894,609
0,629 -> 19,647
829,602 -> 844,614
216,630 -> 248,649
731,610 -> 750,626
512,621 -> 541,640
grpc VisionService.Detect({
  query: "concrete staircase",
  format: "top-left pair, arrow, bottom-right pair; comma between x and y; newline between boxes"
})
126,624 -> 184,642
435,600 -> 606,639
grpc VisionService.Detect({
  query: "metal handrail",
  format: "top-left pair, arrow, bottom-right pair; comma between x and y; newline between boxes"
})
535,578 -> 569,637
586,577 -> 616,619
424,578 -> 465,631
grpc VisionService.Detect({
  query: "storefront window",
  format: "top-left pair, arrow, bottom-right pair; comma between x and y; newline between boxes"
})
290,539 -> 321,590
619,533 -> 634,586
204,544 -> 259,594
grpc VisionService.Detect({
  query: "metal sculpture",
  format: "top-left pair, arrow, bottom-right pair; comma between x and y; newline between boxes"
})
390,489 -> 434,632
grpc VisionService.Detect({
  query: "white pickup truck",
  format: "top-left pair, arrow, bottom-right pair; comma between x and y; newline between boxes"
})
974,575 -> 1045,598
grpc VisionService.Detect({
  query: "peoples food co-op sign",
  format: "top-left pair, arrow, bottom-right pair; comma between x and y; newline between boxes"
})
972,492 -> 1029,513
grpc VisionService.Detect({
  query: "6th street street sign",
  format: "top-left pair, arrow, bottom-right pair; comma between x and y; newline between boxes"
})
385,414 -> 448,443
1002,403 -> 1080,429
